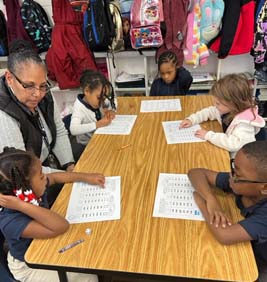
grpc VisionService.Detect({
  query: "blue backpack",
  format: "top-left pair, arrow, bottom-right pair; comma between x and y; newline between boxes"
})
0,10 -> 8,56
20,0 -> 52,53
83,0 -> 115,51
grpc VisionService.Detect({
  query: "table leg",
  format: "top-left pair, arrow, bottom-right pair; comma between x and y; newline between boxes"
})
57,270 -> 68,282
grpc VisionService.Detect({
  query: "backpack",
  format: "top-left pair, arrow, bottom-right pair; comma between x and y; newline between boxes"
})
69,0 -> 89,13
0,10 -> 8,56
119,0 -> 134,18
130,0 -> 163,49
20,0 -> 52,53
83,0 -> 115,52
109,1 -> 125,52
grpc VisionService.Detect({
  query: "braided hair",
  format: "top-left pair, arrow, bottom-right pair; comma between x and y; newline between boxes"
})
157,51 -> 179,71
0,147 -> 36,196
80,69 -> 116,110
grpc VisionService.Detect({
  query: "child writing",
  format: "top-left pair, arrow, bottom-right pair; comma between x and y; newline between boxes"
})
149,50 -> 193,96
70,70 -> 117,148
180,73 -> 265,158
0,147 -> 105,282
188,141 -> 267,282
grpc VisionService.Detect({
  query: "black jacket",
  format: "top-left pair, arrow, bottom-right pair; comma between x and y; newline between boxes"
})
0,76 -> 57,157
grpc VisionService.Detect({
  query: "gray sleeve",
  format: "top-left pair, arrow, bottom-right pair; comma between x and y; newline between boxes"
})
51,98 -> 74,165
0,110 -> 26,152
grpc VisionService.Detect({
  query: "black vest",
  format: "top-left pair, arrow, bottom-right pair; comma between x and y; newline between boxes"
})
0,76 -> 57,158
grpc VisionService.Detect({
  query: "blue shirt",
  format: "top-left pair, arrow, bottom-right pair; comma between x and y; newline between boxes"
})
0,193 -> 49,261
216,173 -> 267,261
149,67 -> 193,96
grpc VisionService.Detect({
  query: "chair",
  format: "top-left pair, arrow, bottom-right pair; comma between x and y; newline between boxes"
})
0,231 -> 19,282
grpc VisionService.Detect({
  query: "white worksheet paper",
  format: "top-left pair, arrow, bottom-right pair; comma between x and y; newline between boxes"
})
140,99 -> 181,112
66,176 -> 121,223
95,115 -> 137,135
153,173 -> 204,221
162,120 -> 205,144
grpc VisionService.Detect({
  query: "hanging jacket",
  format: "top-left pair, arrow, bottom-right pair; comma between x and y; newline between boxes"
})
4,0 -> 35,48
208,0 -> 256,58
157,0 -> 190,65
46,0 -> 97,89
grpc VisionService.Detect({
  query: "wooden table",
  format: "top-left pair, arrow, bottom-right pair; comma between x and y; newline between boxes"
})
25,96 -> 258,282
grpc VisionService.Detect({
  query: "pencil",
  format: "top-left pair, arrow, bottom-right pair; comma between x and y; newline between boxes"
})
118,144 -> 131,151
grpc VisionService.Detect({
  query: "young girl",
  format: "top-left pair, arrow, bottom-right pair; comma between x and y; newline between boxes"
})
0,147 -> 105,282
149,50 -> 193,96
70,70 -> 117,147
180,73 -> 266,157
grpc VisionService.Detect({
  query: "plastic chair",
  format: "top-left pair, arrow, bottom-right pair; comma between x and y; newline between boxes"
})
255,127 -> 267,141
0,231 -> 19,282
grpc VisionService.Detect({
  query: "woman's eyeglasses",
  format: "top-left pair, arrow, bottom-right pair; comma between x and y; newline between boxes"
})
11,71 -> 51,94
230,159 -> 266,184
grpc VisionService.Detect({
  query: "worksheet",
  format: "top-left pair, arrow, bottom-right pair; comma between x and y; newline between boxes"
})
153,173 -> 204,221
162,120 -> 205,144
95,115 -> 137,135
140,99 -> 181,112
66,176 -> 121,223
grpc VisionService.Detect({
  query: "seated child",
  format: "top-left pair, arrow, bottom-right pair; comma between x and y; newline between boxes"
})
180,73 -> 265,158
70,69 -> 117,147
0,147 -> 105,282
188,141 -> 267,282
150,50 -> 193,96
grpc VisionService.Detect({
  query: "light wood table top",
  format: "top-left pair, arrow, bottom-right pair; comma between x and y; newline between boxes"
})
25,95 -> 258,282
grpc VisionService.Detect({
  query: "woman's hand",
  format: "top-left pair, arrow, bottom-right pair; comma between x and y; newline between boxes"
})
194,129 -> 208,139
179,119 -> 192,128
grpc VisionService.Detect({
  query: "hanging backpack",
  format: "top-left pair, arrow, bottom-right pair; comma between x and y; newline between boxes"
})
130,0 -> 163,49
0,10 -> 8,56
20,0 -> 52,53
109,1 -> 124,52
83,0 -> 115,51
119,0 -> 134,18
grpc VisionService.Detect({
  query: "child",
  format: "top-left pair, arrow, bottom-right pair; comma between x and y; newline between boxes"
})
180,73 -> 266,158
122,17 -> 131,49
149,50 -> 193,96
188,141 -> 267,282
70,70 -> 117,148
0,147 -> 105,282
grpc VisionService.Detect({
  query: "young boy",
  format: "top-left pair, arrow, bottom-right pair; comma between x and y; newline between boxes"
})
188,140 -> 267,282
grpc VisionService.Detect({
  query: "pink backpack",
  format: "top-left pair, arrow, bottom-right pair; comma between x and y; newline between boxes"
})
130,0 -> 163,49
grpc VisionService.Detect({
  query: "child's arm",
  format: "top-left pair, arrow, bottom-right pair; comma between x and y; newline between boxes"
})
193,192 -> 253,245
47,172 -> 105,188
70,115 -> 98,136
188,168 -> 232,228
96,116 -> 112,128
0,194 -> 69,239
180,106 -> 220,128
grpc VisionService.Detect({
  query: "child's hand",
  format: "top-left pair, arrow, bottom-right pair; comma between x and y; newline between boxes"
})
83,173 -> 105,188
104,110 -> 116,120
194,129 -> 208,139
0,194 -> 22,210
179,119 -> 192,128
96,116 -> 112,128
206,196 -> 232,228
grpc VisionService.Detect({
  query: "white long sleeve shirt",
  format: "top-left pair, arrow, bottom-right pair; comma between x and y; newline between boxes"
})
186,106 -> 266,157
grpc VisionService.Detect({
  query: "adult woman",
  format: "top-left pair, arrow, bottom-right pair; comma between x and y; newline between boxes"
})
0,40 -> 75,173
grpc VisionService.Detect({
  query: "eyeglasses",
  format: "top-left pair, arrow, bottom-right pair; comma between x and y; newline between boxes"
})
11,71 -> 51,94
230,159 -> 267,184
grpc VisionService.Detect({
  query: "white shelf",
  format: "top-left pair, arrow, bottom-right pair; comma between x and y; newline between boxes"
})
115,87 -> 146,92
